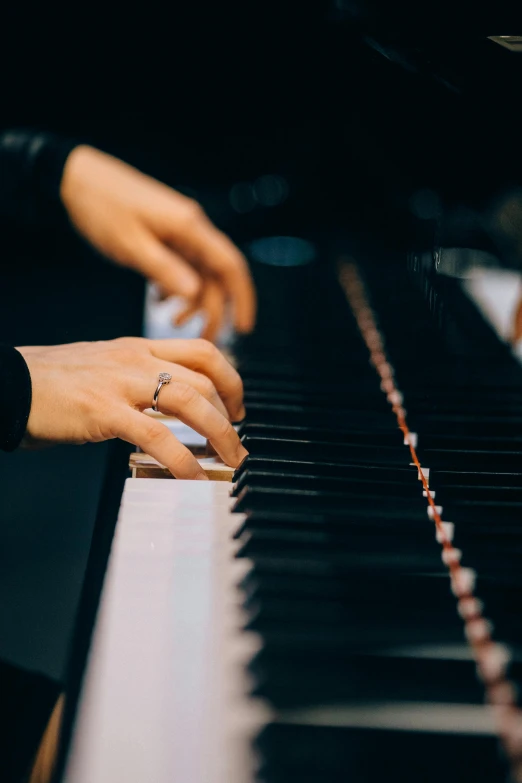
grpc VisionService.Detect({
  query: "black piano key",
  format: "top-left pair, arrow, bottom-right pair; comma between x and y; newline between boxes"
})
229,257 -> 522,783
418,433 -> 522,451
232,456 -> 419,483
233,510 -> 436,540
410,413 -> 522,438
255,723 -> 507,783
244,618 -> 465,654
240,567 -> 453,603
231,470 -> 423,499
243,389 -> 389,409
430,469 -> 522,489
231,486 -> 430,520
240,405 -> 397,430
241,436 -> 410,465
416,448 -> 522,471
434,484 -> 522,504
236,421 -> 406,447
249,648 -> 490,707
235,527 -> 443,572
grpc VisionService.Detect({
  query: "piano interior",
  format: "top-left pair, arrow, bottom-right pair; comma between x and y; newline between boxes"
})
39,8 -> 522,783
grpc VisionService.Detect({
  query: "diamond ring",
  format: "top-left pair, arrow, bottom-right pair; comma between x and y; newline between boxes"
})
152,372 -> 172,412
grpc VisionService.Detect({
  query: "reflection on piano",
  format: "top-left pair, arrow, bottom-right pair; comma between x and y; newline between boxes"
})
56,243 -> 522,782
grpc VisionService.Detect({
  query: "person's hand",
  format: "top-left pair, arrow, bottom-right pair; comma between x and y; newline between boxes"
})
18,338 -> 248,480
60,145 -> 256,342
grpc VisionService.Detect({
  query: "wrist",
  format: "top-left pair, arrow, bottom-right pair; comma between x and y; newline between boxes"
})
60,144 -> 94,210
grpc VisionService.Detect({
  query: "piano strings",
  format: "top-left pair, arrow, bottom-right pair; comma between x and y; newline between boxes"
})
341,260 -> 522,779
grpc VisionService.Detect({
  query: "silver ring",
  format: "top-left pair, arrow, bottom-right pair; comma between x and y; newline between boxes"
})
152,372 -> 172,411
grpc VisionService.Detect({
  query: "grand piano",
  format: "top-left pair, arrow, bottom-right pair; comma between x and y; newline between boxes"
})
48,8 -> 522,783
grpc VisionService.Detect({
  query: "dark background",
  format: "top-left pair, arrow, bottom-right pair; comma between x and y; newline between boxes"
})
0,0 -> 338,682
1,1 -> 521,680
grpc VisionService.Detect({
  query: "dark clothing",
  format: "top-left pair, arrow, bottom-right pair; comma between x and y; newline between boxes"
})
0,131 -> 76,227
0,130 -> 76,452
0,346 -> 32,451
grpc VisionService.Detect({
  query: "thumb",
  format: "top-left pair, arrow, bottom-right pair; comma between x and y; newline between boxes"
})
135,234 -> 202,300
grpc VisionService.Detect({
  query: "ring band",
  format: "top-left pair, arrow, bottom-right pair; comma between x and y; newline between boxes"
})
152,372 -> 172,412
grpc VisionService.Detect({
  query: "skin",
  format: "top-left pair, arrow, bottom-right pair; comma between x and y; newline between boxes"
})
18,338 -> 248,480
60,146 -> 257,341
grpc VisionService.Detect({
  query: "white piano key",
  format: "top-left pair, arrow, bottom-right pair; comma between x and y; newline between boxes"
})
63,479 -> 269,783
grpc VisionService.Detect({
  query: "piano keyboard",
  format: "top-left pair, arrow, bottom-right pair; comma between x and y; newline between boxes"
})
62,250 -> 522,782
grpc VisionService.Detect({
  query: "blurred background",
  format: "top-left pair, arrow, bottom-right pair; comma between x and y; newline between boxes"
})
0,0 -> 521,681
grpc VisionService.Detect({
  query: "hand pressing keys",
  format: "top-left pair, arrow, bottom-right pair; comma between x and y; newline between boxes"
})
60,146 -> 256,342
18,338 -> 248,480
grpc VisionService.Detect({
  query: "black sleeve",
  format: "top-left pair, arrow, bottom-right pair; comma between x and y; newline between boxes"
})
0,345 -> 32,452
0,130 -> 78,226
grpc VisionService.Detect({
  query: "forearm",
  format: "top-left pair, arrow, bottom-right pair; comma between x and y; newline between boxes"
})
0,344 -> 32,451
0,130 -> 76,225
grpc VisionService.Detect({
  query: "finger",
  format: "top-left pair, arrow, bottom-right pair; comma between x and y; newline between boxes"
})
197,226 -> 256,334
163,209 -> 256,333
200,281 -> 226,343
157,381 -> 248,467
174,302 -> 200,326
156,286 -> 171,302
137,233 -> 202,300
173,280 -> 225,342
512,293 -> 522,343
146,338 -> 245,421
117,347 -> 230,417
113,407 -> 208,479
149,360 -> 229,419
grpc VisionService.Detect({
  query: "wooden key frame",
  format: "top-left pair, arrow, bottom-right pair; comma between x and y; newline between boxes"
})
131,411 -> 236,480
129,452 -> 235,481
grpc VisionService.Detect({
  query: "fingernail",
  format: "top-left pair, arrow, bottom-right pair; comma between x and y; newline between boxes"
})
236,452 -> 249,471
232,406 -> 246,425
236,317 -> 255,334
196,471 -> 210,481
235,444 -> 249,466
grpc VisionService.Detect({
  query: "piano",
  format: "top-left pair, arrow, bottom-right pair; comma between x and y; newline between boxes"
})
48,9 -> 522,783
46,242 -> 522,783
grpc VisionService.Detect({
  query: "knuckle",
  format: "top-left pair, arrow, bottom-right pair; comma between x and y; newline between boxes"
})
216,417 -> 234,441
115,336 -> 146,349
172,449 -> 200,478
76,388 -> 100,419
144,421 -> 169,446
230,374 -> 244,399
199,376 -> 216,400
110,233 -> 142,266
219,254 -> 240,274
182,198 -> 204,226
173,382 -> 200,407
115,348 -> 138,366
195,338 -> 218,362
